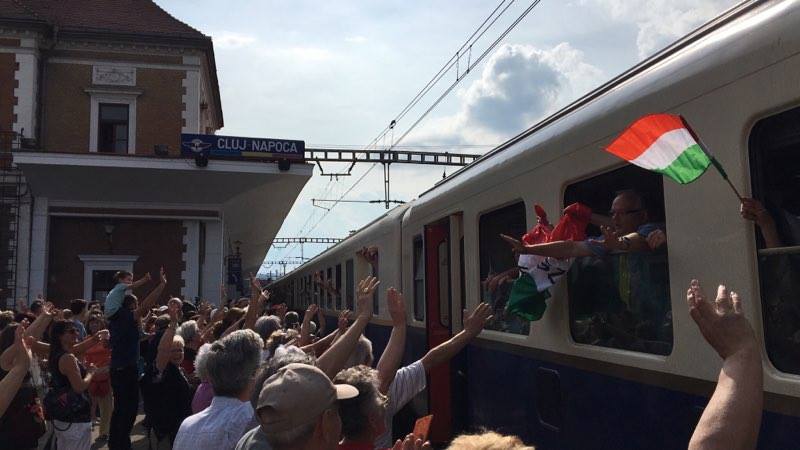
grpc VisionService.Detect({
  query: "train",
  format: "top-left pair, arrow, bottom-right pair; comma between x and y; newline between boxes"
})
268,1 -> 800,448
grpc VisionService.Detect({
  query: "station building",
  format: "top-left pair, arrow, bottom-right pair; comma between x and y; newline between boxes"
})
0,0 -> 312,307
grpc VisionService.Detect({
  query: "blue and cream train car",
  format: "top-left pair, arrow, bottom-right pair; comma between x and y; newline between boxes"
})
271,1 -> 800,448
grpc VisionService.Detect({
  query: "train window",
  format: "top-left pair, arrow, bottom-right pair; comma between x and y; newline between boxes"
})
413,236 -> 425,321
749,106 -> 800,374
346,259 -> 354,310
479,201 -> 530,335
315,270 -> 323,307
326,267 -> 333,309
335,264 -> 342,310
565,165 -> 672,355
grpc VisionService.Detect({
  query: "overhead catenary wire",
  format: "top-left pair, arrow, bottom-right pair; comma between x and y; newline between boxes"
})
269,0 -> 543,267
302,0 -> 543,236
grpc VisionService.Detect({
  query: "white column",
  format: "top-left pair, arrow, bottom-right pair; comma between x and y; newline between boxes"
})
201,220 -> 224,305
13,39 -> 38,138
181,220 -> 200,301
28,197 -> 48,303
14,198 -> 31,304
182,56 -> 201,134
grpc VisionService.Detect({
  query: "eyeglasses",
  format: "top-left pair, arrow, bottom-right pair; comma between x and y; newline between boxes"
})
609,208 -> 643,217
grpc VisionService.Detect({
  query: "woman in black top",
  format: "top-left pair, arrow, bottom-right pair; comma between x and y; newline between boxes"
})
142,304 -> 192,448
48,320 -> 102,450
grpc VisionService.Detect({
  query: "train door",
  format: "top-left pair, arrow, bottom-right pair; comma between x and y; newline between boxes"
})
424,214 -> 465,443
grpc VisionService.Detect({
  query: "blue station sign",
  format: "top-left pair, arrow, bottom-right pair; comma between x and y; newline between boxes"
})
181,133 -> 305,160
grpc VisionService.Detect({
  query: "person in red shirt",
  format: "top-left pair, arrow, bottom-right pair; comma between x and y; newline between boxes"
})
84,315 -> 113,442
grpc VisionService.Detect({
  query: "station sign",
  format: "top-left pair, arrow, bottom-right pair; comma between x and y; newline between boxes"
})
181,133 -> 305,160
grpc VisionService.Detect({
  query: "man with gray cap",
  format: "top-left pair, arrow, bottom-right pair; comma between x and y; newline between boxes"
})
256,363 -> 358,450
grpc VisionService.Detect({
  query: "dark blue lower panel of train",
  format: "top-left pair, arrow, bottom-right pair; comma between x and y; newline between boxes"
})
355,321 -> 800,450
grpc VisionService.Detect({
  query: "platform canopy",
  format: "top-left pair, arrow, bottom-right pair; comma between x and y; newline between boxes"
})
13,151 -> 313,272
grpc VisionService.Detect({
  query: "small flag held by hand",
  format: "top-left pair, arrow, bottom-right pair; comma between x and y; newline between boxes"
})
605,113 -> 711,184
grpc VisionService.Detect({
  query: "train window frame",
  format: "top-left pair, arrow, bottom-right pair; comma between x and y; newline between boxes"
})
413,235 -> 425,322
345,258 -> 355,310
335,263 -> 343,310
478,199 -> 531,336
748,105 -> 800,375
563,165 -> 673,356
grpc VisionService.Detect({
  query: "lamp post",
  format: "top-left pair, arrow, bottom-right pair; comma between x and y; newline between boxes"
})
103,220 -> 115,253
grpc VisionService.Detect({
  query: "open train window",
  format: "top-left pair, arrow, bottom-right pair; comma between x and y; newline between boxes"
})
565,165 -> 672,355
346,259 -> 354,310
413,236 -> 425,321
335,264 -> 342,310
479,201 -> 530,335
749,106 -> 800,375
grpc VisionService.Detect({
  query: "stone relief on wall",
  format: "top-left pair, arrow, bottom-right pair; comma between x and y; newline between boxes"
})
92,66 -> 136,86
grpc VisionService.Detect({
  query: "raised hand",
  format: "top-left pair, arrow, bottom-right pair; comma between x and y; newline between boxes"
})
392,433 -> 432,450
159,267 -> 167,285
13,325 -> 32,369
386,288 -> 406,326
143,272 -> 152,283
42,301 -> 56,318
95,329 -> 110,341
463,302 -> 493,337
338,310 -> 351,331
600,226 -> 624,251
356,276 -> 379,318
686,279 -> 756,359
646,229 -> 666,250
500,234 -> 526,255
305,304 -> 319,321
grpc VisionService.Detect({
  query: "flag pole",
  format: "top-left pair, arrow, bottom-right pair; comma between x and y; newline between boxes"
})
679,116 -> 743,202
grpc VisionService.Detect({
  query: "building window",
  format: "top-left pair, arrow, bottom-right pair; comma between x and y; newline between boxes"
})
413,236 -> 425,321
335,264 -> 343,310
565,166 -> 672,355
345,259 -> 354,310
88,90 -> 138,153
479,201 -> 530,335
98,103 -> 129,153
749,106 -> 800,374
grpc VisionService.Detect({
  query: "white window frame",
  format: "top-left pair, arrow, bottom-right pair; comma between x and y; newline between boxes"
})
87,89 -> 139,154
78,254 -> 138,301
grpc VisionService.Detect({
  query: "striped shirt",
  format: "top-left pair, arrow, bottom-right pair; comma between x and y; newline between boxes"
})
374,360 -> 427,449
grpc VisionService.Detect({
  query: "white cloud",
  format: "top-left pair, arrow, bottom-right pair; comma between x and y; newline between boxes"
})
212,31 -> 257,49
585,0 -> 738,58
345,35 -> 367,44
274,46 -> 334,62
410,42 -> 604,145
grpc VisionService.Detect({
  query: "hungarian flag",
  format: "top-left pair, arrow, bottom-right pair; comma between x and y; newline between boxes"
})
605,114 -> 711,184
506,203 -> 591,321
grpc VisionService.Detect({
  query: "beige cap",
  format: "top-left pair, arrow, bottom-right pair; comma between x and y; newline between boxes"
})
256,363 -> 359,432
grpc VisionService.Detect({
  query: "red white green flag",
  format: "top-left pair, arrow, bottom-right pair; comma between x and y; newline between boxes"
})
605,114 -> 711,184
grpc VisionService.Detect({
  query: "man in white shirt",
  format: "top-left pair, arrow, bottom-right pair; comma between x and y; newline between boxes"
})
372,291 -> 493,449
173,329 -> 264,450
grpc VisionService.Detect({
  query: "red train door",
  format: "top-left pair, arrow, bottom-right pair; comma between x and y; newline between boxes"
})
425,217 -> 452,443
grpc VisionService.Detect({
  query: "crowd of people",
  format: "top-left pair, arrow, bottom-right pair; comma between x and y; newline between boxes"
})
0,196 -> 786,450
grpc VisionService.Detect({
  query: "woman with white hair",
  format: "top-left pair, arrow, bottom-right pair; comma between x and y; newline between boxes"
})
191,342 -> 214,413
173,329 -> 264,450
176,320 -> 202,377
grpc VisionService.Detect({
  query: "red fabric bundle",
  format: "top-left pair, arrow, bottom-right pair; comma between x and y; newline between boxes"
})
522,202 -> 592,245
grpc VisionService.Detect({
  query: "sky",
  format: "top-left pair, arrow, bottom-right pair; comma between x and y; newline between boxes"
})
159,0 -> 740,276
